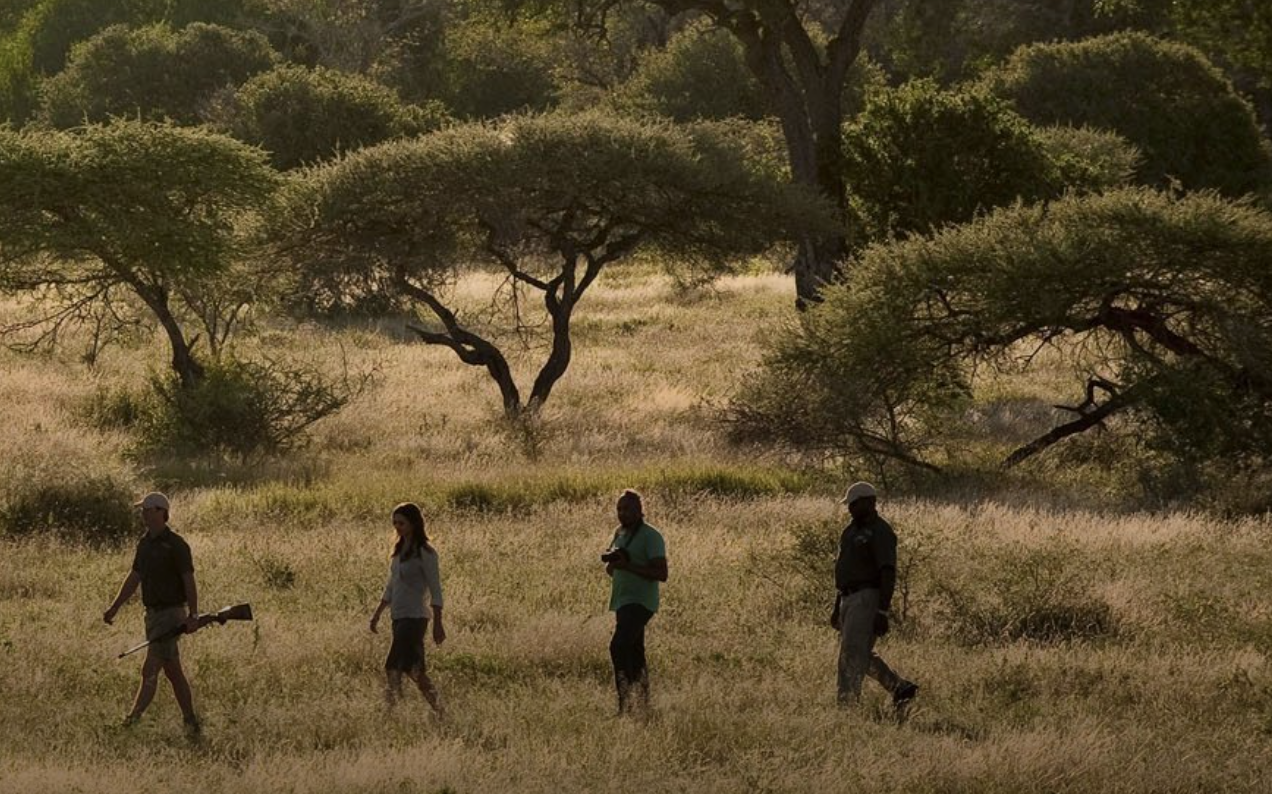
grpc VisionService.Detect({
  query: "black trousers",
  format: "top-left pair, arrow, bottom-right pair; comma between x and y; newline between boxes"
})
609,604 -> 654,705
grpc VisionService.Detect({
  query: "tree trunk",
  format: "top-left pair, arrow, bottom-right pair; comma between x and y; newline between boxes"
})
399,278 -> 526,421
773,77 -> 851,309
527,283 -> 574,412
525,252 -> 607,414
726,1 -> 875,308
136,285 -> 204,389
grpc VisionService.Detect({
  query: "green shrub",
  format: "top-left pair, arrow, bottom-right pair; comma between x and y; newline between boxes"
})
137,357 -> 364,457
37,22 -> 278,128
437,18 -> 557,119
254,554 -> 297,589
979,32 -> 1272,195
0,474 -> 135,544
613,23 -> 768,122
215,64 -> 449,170
842,80 -> 1074,242
731,188 -> 1272,481
82,384 -> 147,430
0,0 -> 253,122
768,518 -> 842,615
1034,124 -> 1141,192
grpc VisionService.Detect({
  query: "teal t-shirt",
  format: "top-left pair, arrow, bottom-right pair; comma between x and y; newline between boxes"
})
608,522 -> 666,614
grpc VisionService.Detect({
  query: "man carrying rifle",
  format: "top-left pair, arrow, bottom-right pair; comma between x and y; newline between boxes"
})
103,492 -> 202,734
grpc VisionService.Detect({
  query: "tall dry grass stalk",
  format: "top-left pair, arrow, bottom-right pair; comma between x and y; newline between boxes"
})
1,274 -> 1270,793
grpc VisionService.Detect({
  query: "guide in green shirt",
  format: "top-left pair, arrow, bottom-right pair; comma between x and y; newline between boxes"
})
608,519 -> 667,614
602,489 -> 668,715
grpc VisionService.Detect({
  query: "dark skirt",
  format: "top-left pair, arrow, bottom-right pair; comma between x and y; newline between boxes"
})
385,618 -> 428,673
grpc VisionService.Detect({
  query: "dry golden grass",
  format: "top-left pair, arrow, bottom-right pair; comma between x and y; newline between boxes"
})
2,272 -> 1271,793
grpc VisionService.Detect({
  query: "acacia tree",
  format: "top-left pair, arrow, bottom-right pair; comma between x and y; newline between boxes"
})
731,188 -> 1272,473
278,111 -> 831,419
0,120 -> 279,387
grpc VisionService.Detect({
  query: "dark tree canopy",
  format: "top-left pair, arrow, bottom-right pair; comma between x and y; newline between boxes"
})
276,111 -> 833,418
841,80 -> 1116,245
865,0 -> 1132,84
613,19 -> 885,124
36,22 -> 279,128
731,188 -> 1272,473
612,21 -> 769,122
529,0 -> 884,306
212,63 -> 450,170
437,15 -> 560,119
979,32 -> 1272,196
0,0 -> 254,122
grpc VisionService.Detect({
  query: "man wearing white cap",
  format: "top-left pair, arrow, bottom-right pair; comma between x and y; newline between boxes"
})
831,481 -> 918,710
103,492 -> 202,734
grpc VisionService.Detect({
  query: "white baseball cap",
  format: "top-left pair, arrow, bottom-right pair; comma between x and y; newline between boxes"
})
135,492 -> 170,511
839,481 -> 877,505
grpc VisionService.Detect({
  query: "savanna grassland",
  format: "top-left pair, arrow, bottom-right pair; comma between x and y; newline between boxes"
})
2,270 -> 1271,794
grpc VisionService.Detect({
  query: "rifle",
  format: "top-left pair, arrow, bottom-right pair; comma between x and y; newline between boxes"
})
116,603 -> 253,659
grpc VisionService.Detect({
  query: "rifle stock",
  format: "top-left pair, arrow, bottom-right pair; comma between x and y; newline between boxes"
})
116,603 -> 253,659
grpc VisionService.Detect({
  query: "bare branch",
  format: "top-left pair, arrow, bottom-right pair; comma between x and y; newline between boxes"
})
1004,387 -> 1139,468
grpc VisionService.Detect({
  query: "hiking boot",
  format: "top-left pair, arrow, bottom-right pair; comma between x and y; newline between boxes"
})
893,681 -> 919,710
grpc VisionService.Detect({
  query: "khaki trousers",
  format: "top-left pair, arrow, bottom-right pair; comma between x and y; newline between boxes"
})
837,588 -> 903,702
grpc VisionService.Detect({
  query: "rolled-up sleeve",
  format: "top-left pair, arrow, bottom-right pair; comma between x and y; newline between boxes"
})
381,567 -> 394,604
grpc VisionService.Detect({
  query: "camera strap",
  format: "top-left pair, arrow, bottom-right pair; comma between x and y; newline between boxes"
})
613,521 -> 643,553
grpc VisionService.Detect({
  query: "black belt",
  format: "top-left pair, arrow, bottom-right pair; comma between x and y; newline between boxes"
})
838,584 -> 879,595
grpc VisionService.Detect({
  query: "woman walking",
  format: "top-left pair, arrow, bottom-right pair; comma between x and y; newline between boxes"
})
369,502 -> 446,716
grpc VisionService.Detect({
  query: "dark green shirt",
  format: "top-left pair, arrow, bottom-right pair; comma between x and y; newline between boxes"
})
834,514 -> 896,592
131,527 -> 194,609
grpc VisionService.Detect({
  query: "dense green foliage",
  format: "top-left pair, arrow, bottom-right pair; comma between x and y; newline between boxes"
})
869,0 -> 1135,84
980,32 -> 1272,195
213,64 -> 449,170
1032,124 -> 1141,192
0,120 -> 278,385
436,16 -> 559,119
612,22 -> 767,122
1095,0 -> 1272,123
0,0 -> 252,122
841,81 -> 1112,244
732,189 -> 1272,479
614,21 -> 885,124
36,22 -> 278,127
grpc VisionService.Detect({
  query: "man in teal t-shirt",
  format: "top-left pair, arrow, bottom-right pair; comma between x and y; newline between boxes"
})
603,489 -> 668,714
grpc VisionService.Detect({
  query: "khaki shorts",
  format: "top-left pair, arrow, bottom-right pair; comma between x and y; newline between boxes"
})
144,606 -> 187,661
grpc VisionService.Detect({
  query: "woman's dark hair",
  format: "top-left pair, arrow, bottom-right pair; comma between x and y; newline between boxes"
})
392,502 -> 434,558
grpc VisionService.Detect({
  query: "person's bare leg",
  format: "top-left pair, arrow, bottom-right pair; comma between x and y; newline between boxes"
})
126,652 -> 164,720
385,670 -> 403,707
408,669 -> 444,716
162,658 -> 197,722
